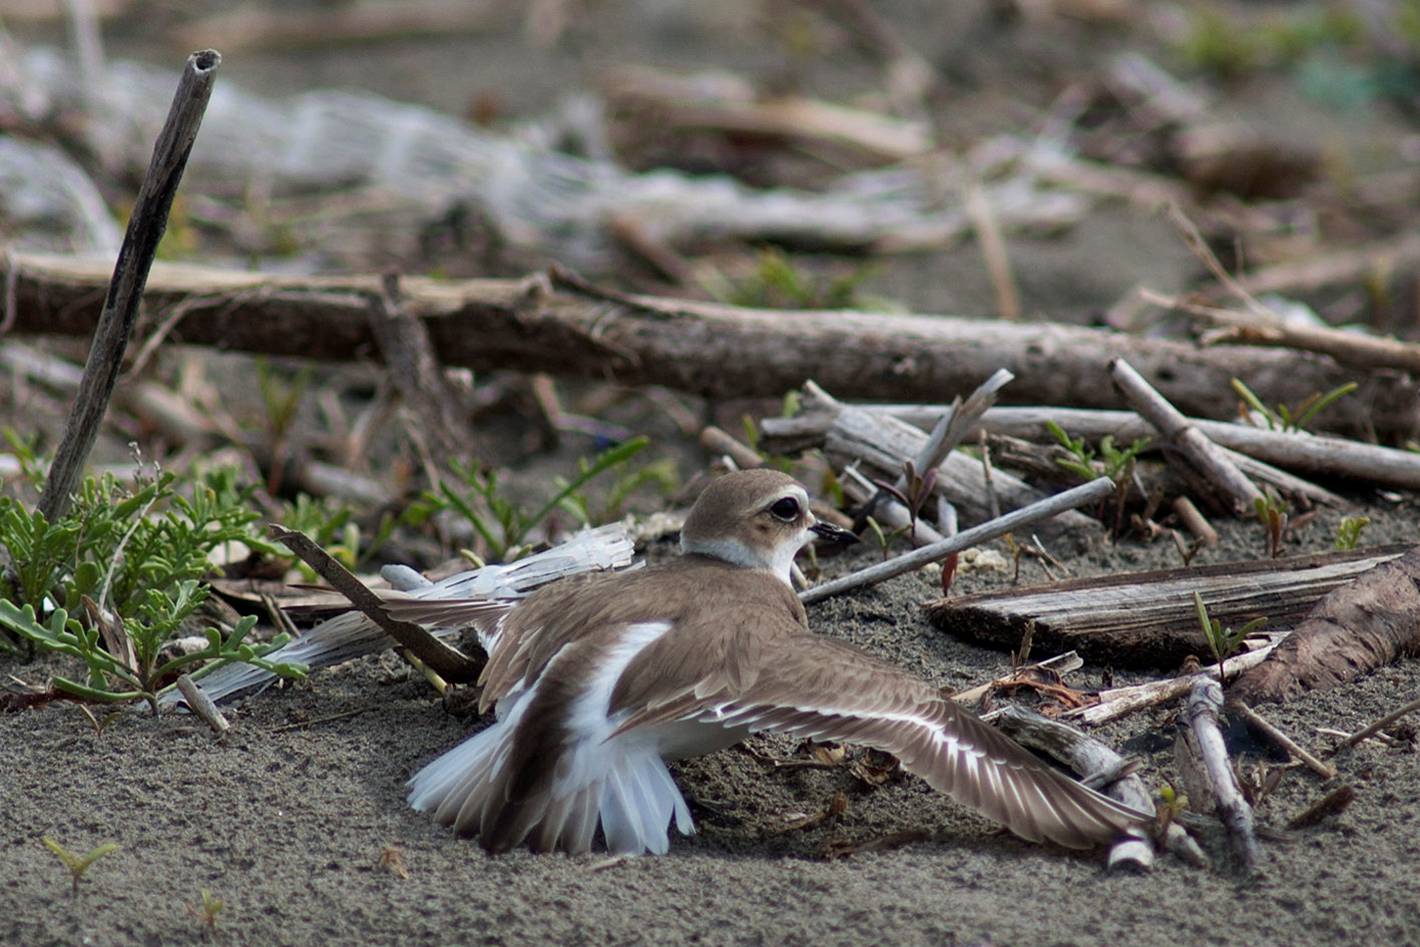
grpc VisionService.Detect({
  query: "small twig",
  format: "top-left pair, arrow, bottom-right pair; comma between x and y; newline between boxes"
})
1067,639 -> 1282,727
1171,496 -> 1218,547
174,674 -> 229,737
1163,204 -> 1273,321
699,425 -> 762,470
1332,694 -> 1420,755
1233,701 -> 1336,779
38,49 -> 221,522
269,526 -> 483,683
270,706 -> 375,733
1110,358 -> 1262,515
800,476 -> 1115,605
965,183 -> 1021,321
1286,785 -> 1356,829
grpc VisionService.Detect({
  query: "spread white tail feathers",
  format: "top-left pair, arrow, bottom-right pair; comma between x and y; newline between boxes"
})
407,621 -> 694,855
406,687 -> 694,855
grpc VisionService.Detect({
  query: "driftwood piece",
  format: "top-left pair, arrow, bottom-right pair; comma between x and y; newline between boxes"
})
172,0 -> 500,52
809,384 -> 1095,532
174,673 -> 228,736
994,705 -> 1209,870
926,546 -> 1406,668
1185,678 -> 1261,869
1065,642 -> 1281,727
992,706 -> 1155,871
37,50 -> 219,522
1233,546 -> 1420,704
6,255 -> 1416,437
601,65 -> 931,162
1171,496 -> 1218,546
1109,357 -> 1262,514
870,406 -> 1420,491
800,477 -> 1116,606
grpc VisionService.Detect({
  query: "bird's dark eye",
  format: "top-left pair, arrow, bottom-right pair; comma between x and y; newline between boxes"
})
769,497 -> 800,521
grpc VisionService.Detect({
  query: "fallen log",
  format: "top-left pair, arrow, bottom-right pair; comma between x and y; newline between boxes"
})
1231,545 -> 1420,704
863,406 -> 1420,490
925,546 -> 1408,668
5,253 -> 1416,436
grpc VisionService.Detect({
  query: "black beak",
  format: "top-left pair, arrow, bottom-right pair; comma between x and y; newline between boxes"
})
810,520 -> 860,545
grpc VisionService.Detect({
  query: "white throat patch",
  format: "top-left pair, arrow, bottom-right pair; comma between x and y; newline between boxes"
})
682,534 -> 804,586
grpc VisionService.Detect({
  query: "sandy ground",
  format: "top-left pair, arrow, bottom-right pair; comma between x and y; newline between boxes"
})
6,2 -> 1420,944
5,501 -> 1420,947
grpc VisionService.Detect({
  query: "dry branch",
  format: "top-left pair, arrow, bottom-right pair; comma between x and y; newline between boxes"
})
1232,545 -> 1420,704
1185,678 -> 1261,869
802,382 -> 1095,532
172,0 -> 502,52
1144,288 -> 1420,376
1232,701 -> 1336,780
927,547 -> 1404,667
37,50 -> 219,522
870,406 -> 1420,491
6,254 -> 1416,437
365,272 -> 477,466
601,66 -> 930,162
270,526 -> 483,683
1064,642 -> 1281,727
992,706 -> 1156,871
1109,357 -> 1262,514
1331,695 -> 1420,754
800,476 -> 1115,605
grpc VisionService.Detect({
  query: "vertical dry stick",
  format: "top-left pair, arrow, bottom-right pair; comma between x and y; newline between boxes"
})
38,49 -> 221,523
1188,677 -> 1262,869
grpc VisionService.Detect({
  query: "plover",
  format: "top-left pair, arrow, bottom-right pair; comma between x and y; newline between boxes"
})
405,469 -> 1150,854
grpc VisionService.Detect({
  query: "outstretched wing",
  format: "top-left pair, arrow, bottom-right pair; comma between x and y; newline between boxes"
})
611,630 -> 1151,850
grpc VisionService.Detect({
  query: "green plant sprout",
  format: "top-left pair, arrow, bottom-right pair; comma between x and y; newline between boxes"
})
187,889 -> 224,933
278,494 -> 398,577
0,603 -> 305,713
1254,490 -> 1289,559
42,837 -> 119,897
0,466 -> 306,705
707,247 -> 887,311
1333,515 -> 1371,551
872,459 -> 938,540
421,437 -> 654,562
1045,421 -> 1150,481
861,515 -> 902,561
1194,592 -> 1268,686
1231,378 -> 1358,433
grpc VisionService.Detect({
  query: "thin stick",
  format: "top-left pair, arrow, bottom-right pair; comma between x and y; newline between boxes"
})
38,49 -> 221,522
800,476 -> 1114,605
1171,496 -> 1218,546
175,674 -> 229,737
1233,701 -> 1337,779
1333,694 -> 1420,754
269,526 -> 483,683
1188,678 -> 1261,869
1110,357 -> 1262,514
1065,639 -> 1281,726
966,183 -> 1021,321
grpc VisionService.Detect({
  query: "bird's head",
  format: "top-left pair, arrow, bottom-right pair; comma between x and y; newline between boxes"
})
680,469 -> 855,584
